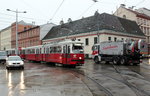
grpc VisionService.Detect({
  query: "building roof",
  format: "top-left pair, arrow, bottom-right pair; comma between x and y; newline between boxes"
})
11,20 -> 33,26
43,13 -> 145,40
18,26 -> 40,34
136,7 -> 150,17
40,23 -> 56,40
124,7 -> 150,20
0,26 -> 11,32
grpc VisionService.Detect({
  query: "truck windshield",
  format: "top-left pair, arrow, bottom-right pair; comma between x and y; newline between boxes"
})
92,45 -> 98,51
72,44 -> 83,53
0,52 -> 7,56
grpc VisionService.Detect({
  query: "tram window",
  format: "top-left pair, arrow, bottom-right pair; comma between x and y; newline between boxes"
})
44,48 -> 46,53
72,44 -> 84,53
35,49 -> 38,54
63,46 -> 66,53
50,47 -> 52,53
46,48 -> 49,53
72,44 -> 83,50
36,49 -> 38,54
51,47 -> 53,53
54,47 -> 57,53
32,49 -> 35,54
39,48 -> 41,54
56,46 -> 61,53
49,47 -> 51,53
68,46 -> 70,53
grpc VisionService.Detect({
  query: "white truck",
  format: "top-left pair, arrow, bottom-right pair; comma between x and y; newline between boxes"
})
92,40 -> 148,65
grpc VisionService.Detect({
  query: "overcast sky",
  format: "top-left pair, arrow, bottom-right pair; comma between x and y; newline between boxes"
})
0,0 -> 149,30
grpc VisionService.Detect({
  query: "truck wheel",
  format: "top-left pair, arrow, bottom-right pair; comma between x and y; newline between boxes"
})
133,63 -> 139,66
113,57 -> 119,65
94,57 -> 99,64
120,57 -> 126,65
105,61 -> 110,64
6,67 -> 10,70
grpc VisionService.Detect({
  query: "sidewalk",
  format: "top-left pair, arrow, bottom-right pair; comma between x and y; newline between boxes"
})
141,58 -> 150,69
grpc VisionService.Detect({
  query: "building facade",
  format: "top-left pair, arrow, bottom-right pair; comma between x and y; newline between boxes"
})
11,20 -> 33,48
114,5 -> 150,53
18,23 -> 55,48
0,26 -> 11,50
18,26 -> 41,48
136,8 -> 150,17
43,12 -> 145,58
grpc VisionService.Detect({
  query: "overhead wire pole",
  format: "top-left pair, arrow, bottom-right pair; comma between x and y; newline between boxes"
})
7,9 -> 26,55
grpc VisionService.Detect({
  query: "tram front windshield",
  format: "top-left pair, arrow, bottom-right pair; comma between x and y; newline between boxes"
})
72,44 -> 83,53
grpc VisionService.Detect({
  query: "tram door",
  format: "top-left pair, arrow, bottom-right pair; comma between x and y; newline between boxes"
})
63,45 -> 70,64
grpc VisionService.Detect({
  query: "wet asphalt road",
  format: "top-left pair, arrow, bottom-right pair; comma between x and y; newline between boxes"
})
0,59 -> 150,96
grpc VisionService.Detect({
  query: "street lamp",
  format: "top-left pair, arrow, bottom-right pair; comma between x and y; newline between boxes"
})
7,9 -> 26,55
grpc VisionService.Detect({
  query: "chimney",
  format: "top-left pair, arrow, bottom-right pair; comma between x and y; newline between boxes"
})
32,21 -> 35,25
94,10 -> 99,16
128,6 -> 135,10
68,18 -> 72,23
60,19 -> 64,25
120,4 -> 126,8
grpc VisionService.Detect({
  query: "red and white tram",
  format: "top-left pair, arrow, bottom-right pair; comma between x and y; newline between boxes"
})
8,40 -> 84,67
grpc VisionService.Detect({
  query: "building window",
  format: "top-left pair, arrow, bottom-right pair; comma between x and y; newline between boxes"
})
108,37 -> 111,41
114,37 -> 117,41
148,28 -> 149,35
144,27 -> 146,34
85,38 -> 89,46
94,37 -> 98,44
123,15 -> 126,19
144,19 -> 146,25
24,27 -> 27,30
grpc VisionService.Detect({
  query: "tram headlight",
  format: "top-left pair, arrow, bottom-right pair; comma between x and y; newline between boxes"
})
79,57 -> 82,59
73,55 -> 77,58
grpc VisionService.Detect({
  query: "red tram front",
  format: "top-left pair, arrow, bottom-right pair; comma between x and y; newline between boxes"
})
43,40 -> 84,66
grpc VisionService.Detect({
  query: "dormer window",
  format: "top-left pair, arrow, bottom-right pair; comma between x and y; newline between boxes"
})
123,15 -> 126,19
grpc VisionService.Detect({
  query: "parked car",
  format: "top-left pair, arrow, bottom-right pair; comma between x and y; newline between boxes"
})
6,56 -> 24,69
0,51 -> 7,64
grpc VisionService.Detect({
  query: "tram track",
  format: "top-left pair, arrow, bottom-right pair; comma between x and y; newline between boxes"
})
126,65 -> 150,81
66,68 -> 114,96
74,63 -> 150,96
111,64 -> 150,96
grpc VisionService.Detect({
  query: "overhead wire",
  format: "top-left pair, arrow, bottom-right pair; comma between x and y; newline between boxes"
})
135,0 -> 146,7
124,0 -> 126,4
50,0 -> 65,21
77,0 -> 98,19
21,0 -> 49,19
0,20 -> 12,23
0,11 -> 47,23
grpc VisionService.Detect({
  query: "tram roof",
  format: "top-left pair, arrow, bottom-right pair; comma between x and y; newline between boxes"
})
44,40 -> 83,46
24,45 -> 43,49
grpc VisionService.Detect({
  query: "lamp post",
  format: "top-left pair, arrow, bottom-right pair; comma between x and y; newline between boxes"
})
7,9 -> 26,55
